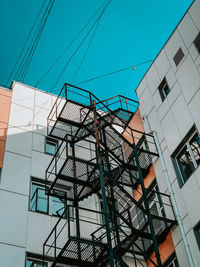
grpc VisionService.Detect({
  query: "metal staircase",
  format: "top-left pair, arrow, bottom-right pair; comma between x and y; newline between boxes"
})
43,83 -> 176,267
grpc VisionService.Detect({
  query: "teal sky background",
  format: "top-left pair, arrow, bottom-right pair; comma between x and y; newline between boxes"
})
0,0 -> 194,100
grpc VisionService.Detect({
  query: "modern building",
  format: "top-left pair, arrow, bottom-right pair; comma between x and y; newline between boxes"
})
0,81 -> 177,267
136,0 -> 200,266
0,1 -> 199,267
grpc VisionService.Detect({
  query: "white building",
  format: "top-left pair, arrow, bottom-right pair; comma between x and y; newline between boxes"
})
136,0 -> 200,266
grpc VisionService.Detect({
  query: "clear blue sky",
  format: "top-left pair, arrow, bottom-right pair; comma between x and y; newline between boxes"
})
0,0 -> 194,100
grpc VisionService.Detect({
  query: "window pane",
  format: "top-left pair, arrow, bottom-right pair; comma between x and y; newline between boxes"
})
189,133 -> 200,166
176,145 -> 195,182
52,197 -> 66,217
26,259 -> 47,267
45,141 -> 56,155
158,78 -> 170,102
173,47 -> 184,66
30,184 -> 48,214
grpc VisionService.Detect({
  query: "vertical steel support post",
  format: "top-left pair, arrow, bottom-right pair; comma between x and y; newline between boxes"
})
71,143 -> 81,260
132,144 -> 162,267
93,100 -> 114,267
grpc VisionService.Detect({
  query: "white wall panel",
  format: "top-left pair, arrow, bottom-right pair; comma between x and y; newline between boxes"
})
189,43 -> 199,61
181,174 -> 200,226
31,151 -> 52,179
138,86 -> 154,116
187,229 -> 200,266
9,103 -> 33,131
161,110 -> 181,153
136,77 -> 148,98
189,0 -> 200,31
0,151 -> 31,196
164,31 -> 187,73
178,13 -> 199,48
26,212 -> 52,255
6,126 -> 32,158
157,98 -> 170,122
176,55 -> 200,104
0,243 -> 25,267
171,94 -> 193,139
172,180 -> 187,220
35,90 -> 52,110
11,82 -> 35,109
0,190 -> 28,246
147,107 -> 164,142
167,82 -> 181,107
175,240 -> 190,267
145,64 -> 161,95
155,50 -> 171,79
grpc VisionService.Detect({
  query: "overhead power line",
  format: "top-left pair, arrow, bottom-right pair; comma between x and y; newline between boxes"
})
74,59 -> 153,85
48,59 -> 153,95
17,0 -> 55,82
35,0 -> 108,88
7,0 -> 55,85
6,0 -> 48,85
19,0 -> 56,82
71,11 -> 102,84
49,0 -> 112,92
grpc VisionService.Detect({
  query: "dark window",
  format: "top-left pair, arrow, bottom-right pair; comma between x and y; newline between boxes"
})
194,32 -> 200,53
163,252 -> 179,267
45,137 -> 58,155
172,126 -> 200,187
29,179 -> 72,218
194,222 -> 200,250
158,78 -> 170,102
173,48 -> 184,67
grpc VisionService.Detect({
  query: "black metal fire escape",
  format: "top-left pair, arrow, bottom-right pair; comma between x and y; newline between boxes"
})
43,83 -> 176,267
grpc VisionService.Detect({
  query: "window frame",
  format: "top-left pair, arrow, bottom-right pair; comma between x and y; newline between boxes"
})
29,178 -> 71,219
44,137 -> 58,156
26,254 -> 48,267
194,32 -> 200,54
194,221 -> 200,251
172,126 -> 200,188
158,77 -> 171,102
163,251 -> 179,267
173,47 -> 184,67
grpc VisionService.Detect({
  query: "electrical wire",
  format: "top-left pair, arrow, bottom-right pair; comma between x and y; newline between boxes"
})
20,0 -> 55,82
49,0 -> 112,92
35,0 -> 108,88
47,59 -> 153,95
70,14 -> 102,84
14,0 -> 55,83
74,59 -> 153,85
6,0 -> 48,85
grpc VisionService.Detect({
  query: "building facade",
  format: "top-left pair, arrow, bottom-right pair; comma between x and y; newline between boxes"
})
0,81 -> 177,267
0,1 -> 199,266
136,0 -> 200,266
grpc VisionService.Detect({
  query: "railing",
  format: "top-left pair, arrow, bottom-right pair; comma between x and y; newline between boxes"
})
45,135 -> 98,200
43,205 -> 106,266
47,84 -> 158,156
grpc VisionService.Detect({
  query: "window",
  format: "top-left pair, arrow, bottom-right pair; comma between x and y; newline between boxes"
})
26,258 -> 47,267
26,253 -> 48,267
194,32 -> 200,53
194,221 -> 200,250
158,78 -> 170,102
163,252 -> 179,267
173,47 -> 184,67
29,179 -> 72,218
45,137 -> 58,155
172,126 -> 200,187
